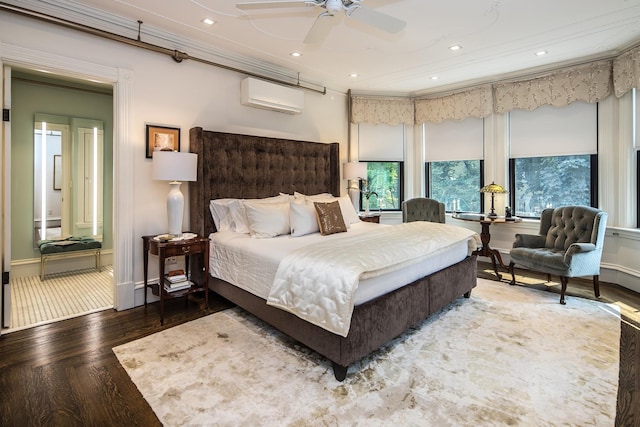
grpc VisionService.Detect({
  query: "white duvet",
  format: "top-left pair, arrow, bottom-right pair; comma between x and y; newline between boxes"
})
266,221 -> 481,337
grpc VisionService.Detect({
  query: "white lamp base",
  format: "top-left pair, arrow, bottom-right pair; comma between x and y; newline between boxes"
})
167,181 -> 184,237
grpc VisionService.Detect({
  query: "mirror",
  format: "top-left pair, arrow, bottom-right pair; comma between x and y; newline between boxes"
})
34,113 -> 104,244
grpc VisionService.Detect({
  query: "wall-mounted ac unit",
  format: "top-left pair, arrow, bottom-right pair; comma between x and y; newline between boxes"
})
240,77 -> 304,114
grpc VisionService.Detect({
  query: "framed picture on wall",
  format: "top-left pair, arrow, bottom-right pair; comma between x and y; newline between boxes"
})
146,124 -> 180,158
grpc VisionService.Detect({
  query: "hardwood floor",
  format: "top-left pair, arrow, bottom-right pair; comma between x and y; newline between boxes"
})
0,268 -> 638,426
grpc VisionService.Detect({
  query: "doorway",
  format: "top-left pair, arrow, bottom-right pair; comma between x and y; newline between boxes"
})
5,70 -> 113,332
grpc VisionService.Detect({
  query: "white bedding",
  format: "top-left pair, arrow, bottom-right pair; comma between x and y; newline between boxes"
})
209,222 -> 479,320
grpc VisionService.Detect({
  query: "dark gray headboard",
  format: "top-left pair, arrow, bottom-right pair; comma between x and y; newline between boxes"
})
189,127 -> 340,238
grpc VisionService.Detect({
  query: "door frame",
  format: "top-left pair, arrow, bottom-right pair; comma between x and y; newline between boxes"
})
0,42 -> 136,332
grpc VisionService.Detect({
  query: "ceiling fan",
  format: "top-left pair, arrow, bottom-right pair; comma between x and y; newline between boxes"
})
236,0 -> 406,44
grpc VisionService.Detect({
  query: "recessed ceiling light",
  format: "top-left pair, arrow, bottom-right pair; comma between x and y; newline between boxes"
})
290,51 -> 302,57
535,50 -> 548,56
449,44 -> 462,51
202,18 -> 215,25
350,73 -> 359,78
431,76 -> 439,80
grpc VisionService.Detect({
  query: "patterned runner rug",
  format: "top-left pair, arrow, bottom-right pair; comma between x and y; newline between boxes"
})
114,278 -> 620,426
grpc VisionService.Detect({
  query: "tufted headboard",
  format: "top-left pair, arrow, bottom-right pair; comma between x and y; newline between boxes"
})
189,127 -> 340,238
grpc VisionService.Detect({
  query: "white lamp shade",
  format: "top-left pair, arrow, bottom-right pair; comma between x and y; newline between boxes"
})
152,151 -> 197,236
343,161 -> 367,180
152,151 -> 198,182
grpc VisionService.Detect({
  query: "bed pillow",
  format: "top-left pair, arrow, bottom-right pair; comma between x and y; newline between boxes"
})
294,191 -> 334,201
209,199 -> 238,232
337,194 -> 360,225
233,194 -> 291,234
290,201 -> 320,237
243,200 -> 291,238
295,193 -> 359,227
314,201 -> 347,236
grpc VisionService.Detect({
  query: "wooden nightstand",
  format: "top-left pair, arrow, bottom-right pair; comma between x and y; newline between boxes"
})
142,234 -> 209,325
359,213 -> 381,223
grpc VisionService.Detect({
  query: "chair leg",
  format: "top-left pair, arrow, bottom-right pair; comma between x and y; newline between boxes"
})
593,275 -> 600,298
508,261 -> 516,285
559,277 -> 568,305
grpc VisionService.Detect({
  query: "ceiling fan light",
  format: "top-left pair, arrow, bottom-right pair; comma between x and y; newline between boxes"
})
325,0 -> 342,14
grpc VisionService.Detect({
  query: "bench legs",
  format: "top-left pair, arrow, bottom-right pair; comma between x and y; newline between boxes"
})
40,249 -> 101,281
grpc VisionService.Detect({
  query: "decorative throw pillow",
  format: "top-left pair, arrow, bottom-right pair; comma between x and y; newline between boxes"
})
314,201 -> 347,236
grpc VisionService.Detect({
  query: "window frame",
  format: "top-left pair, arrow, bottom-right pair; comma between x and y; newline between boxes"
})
508,154 -> 598,219
358,160 -> 404,212
426,160 -> 485,213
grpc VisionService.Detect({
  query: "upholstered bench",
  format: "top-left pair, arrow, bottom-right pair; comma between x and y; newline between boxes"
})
38,237 -> 102,280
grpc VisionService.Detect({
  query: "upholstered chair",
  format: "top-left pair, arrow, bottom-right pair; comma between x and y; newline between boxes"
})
402,198 -> 446,224
509,206 -> 607,305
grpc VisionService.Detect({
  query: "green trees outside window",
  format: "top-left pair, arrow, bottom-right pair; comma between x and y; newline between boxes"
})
429,160 -> 482,212
361,162 -> 403,211
513,155 -> 592,218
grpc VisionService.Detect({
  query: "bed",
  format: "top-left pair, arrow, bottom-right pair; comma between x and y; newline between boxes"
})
189,127 -> 479,381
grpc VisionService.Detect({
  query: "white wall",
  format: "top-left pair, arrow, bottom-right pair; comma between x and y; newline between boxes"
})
0,13 -> 349,309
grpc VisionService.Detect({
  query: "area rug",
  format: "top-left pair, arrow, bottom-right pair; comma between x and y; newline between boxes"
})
113,278 -> 620,426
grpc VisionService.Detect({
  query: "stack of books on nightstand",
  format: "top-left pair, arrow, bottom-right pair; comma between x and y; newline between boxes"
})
164,269 -> 192,293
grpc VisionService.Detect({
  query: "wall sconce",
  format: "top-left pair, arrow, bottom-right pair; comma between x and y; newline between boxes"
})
152,151 -> 198,237
480,181 -> 508,219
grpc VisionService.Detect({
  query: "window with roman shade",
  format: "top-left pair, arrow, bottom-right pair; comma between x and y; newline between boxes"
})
509,101 -> 598,217
357,123 -> 404,210
425,117 -> 484,213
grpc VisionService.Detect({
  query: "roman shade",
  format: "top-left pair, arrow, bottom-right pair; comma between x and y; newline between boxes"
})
425,117 -> 484,162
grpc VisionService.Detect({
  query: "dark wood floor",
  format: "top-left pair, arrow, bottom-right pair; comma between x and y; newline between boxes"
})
0,266 -> 638,426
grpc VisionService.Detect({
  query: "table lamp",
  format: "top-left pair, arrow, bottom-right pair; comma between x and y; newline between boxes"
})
480,181 -> 508,219
152,151 -> 198,237
343,161 -> 368,189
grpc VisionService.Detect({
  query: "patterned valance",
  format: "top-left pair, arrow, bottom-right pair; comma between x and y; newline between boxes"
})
350,96 -> 414,125
414,85 -> 493,124
613,45 -> 640,97
493,61 -> 612,114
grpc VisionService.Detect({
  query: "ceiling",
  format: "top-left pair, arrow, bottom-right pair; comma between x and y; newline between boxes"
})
6,0 -> 640,96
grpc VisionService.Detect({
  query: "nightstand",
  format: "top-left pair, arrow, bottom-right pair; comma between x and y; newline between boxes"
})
142,234 -> 209,325
359,213 -> 381,224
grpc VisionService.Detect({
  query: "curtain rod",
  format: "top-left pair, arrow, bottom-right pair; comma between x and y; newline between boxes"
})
0,2 -> 327,95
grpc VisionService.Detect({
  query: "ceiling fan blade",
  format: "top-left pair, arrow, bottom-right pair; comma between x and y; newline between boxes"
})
346,5 -> 406,33
304,12 -> 335,44
236,1 -> 316,10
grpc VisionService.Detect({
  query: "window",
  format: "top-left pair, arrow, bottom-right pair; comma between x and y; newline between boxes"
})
509,102 -> 598,218
425,118 -> 484,212
428,160 -> 483,212
360,161 -> 403,210
358,123 -> 405,211
510,155 -> 595,217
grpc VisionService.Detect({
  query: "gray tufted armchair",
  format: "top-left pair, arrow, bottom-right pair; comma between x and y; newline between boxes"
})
402,198 -> 446,224
509,206 -> 607,305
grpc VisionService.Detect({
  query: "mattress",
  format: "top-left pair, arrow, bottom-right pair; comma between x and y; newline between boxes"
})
209,221 -> 471,306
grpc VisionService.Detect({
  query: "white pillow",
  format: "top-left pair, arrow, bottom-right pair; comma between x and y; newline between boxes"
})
294,191 -> 334,201
209,199 -> 239,232
293,193 -> 359,227
233,194 -> 291,234
243,200 -> 291,238
337,194 -> 360,225
290,201 -> 319,237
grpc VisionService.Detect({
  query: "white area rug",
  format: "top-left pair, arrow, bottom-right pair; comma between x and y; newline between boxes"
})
113,279 -> 620,426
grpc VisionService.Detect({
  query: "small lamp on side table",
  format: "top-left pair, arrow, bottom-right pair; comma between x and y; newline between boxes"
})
152,151 -> 198,237
480,181 -> 508,219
